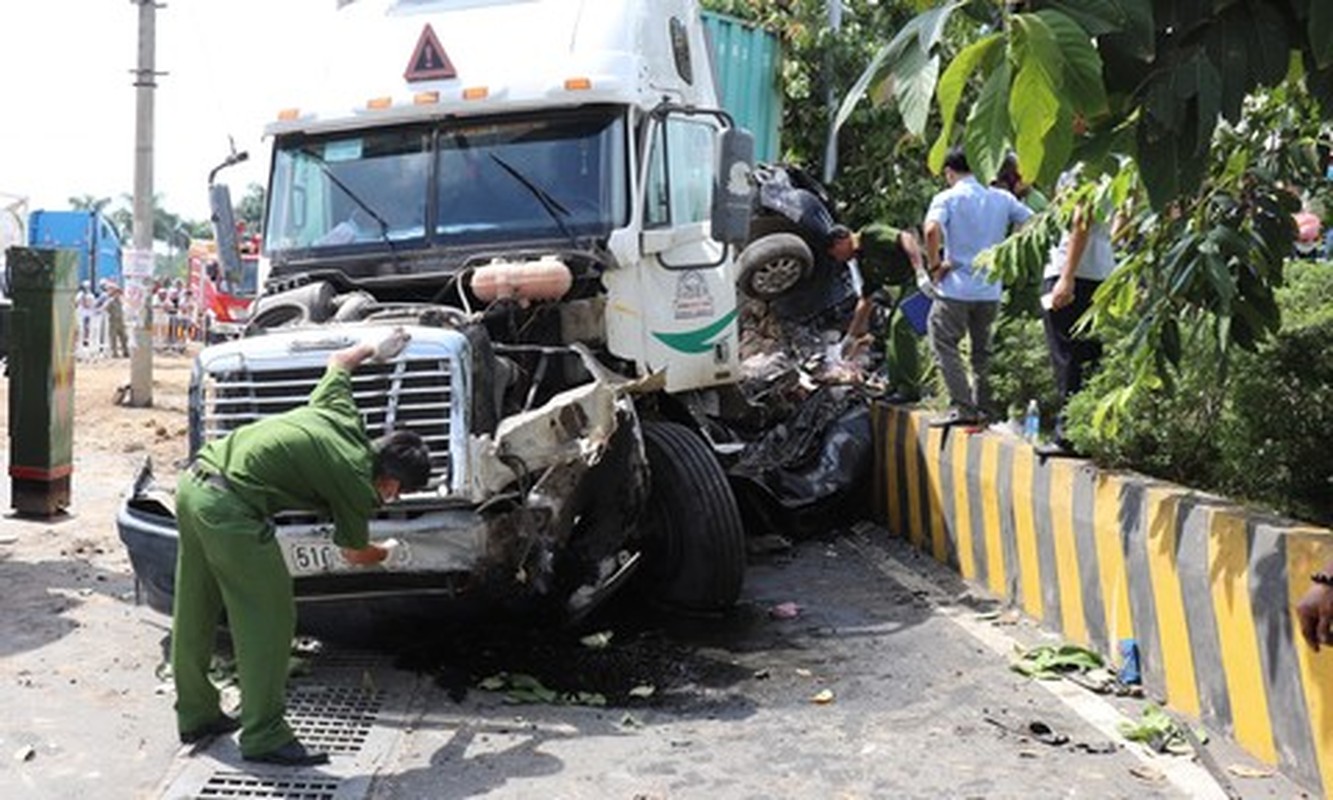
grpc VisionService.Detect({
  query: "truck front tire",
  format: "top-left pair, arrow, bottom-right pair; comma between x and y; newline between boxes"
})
638,421 -> 745,613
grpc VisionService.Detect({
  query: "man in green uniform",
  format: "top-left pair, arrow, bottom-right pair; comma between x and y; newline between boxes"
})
171,328 -> 431,766
828,224 -> 929,399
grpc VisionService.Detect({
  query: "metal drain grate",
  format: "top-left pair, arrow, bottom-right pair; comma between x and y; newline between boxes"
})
308,651 -> 389,672
197,771 -> 342,799
287,686 -> 382,755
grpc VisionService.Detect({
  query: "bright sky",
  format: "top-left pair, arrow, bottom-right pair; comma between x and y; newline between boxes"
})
0,1 -> 341,223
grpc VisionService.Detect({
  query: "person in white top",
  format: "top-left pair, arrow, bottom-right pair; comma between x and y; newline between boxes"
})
74,281 -> 95,350
1040,169 -> 1119,452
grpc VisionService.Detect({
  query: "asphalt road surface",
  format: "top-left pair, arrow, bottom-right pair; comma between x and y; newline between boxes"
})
0,445 -> 1303,799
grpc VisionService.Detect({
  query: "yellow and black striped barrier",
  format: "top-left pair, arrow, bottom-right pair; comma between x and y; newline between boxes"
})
872,404 -> 1333,796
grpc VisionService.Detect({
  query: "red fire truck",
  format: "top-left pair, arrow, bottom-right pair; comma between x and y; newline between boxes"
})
187,232 -> 260,341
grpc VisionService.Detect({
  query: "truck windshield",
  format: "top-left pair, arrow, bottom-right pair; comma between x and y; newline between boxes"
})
264,108 -> 627,257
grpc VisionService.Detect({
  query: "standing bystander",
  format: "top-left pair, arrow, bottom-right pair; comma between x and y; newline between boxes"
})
101,280 -> 130,358
74,281 -> 95,352
922,147 -> 1033,426
1038,169 -> 1119,453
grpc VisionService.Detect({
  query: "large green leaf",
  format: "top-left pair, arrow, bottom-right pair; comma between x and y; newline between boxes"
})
1313,0 -> 1333,69
1201,13 -> 1250,121
930,33 -> 1003,172
965,59 -> 1013,183
1043,0 -> 1154,60
1171,49 -> 1222,157
1037,105 -> 1076,188
833,1 -> 963,134
1010,63 -> 1061,185
1248,1 -> 1292,88
1009,15 -> 1065,184
1038,9 -> 1108,118
895,45 -> 941,137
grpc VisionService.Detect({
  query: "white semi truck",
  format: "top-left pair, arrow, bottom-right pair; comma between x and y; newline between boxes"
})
119,0 -> 758,629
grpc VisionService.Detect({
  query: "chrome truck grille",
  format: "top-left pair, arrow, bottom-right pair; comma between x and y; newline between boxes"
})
199,355 -> 460,492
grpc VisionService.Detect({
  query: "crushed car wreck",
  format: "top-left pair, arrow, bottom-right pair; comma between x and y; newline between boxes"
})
117,0 -> 753,633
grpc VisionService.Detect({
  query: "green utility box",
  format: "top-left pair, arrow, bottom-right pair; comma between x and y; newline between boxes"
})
7,247 -> 77,517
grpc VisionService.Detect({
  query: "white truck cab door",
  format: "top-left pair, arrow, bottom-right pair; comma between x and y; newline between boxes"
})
604,110 -> 741,393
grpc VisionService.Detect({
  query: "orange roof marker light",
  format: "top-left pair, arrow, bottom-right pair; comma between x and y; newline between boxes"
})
462,86 -> 489,101
414,91 -> 441,105
277,108 -> 301,121
367,96 -> 393,110
564,77 -> 592,91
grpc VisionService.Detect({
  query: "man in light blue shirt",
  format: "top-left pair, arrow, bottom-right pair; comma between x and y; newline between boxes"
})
923,147 -> 1033,425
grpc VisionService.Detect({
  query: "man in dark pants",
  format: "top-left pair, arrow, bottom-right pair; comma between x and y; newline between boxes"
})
923,148 -> 1033,426
1040,191 -> 1117,453
171,328 -> 431,766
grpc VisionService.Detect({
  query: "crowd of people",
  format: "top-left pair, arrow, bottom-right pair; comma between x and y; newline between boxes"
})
71,276 -> 203,358
811,147 -> 1096,455
811,148 -> 1333,669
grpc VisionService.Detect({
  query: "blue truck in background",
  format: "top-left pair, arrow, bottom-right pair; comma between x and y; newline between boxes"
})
26,210 -> 123,291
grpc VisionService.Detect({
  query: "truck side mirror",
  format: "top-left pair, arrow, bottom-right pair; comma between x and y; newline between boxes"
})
711,127 -> 755,248
209,184 -> 244,280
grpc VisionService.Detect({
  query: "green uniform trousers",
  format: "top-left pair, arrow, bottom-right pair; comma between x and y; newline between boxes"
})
171,471 -> 296,757
885,307 -> 924,400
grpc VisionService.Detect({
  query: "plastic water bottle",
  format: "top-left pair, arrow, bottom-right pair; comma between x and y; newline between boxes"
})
1023,399 -> 1040,443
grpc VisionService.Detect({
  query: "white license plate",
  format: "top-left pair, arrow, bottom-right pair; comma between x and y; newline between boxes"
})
280,539 -> 411,576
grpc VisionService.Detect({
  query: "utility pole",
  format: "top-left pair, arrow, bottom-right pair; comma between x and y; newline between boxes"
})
128,0 -> 164,407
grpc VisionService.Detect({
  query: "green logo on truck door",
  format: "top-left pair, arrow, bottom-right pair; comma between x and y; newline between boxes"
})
651,309 -> 738,354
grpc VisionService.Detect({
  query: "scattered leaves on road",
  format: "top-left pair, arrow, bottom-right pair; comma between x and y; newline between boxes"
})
1118,704 -> 1206,755
478,672 -> 608,707
1011,644 -> 1104,680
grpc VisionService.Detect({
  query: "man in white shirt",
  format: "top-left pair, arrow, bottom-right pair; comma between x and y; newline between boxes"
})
1040,170 -> 1118,452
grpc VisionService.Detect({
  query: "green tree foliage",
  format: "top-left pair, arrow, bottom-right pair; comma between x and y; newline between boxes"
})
987,83 -> 1329,430
848,0 -> 1333,203
66,195 -> 112,214
235,183 -> 267,233
701,0 -> 946,229
103,193 -> 210,249
849,2 -> 1333,434
1065,260 -> 1333,525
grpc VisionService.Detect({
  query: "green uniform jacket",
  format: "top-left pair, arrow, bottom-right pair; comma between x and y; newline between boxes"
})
856,223 -> 914,293
194,365 -> 379,549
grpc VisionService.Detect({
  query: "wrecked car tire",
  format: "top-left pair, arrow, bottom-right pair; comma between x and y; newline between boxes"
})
737,232 -> 813,300
638,421 -> 745,613
247,282 -> 336,332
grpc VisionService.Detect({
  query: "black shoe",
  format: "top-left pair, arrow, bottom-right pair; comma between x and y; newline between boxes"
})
179,715 -> 242,744
243,739 -> 330,767
928,408 -> 981,428
1035,439 -> 1081,458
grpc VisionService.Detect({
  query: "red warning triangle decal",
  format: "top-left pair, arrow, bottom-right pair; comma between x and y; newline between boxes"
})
405,24 -> 456,82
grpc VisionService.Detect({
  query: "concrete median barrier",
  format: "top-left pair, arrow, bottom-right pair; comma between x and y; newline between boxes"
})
872,403 -> 1333,797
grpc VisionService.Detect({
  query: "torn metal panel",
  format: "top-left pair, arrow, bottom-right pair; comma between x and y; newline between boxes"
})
468,375 -> 642,498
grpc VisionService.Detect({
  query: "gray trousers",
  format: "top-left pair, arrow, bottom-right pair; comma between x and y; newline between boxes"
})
927,297 -> 998,414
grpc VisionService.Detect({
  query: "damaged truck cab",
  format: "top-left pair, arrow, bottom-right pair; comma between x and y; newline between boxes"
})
118,0 -> 755,628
